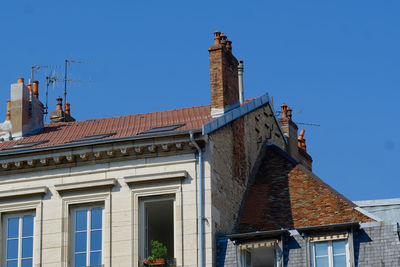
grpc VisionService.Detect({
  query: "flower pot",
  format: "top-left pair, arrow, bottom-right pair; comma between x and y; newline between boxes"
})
148,258 -> 165,265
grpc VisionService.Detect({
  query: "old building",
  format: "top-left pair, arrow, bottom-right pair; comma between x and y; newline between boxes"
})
0,31 -> 398,267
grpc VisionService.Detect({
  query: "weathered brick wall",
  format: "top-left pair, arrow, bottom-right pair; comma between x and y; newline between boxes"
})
209,104 -> 286,234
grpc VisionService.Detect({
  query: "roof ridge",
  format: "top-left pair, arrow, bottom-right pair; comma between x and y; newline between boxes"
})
45,104 -> 211,126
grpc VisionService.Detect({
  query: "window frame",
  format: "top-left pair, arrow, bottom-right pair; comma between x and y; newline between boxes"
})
310,238 -> 350,267
2,211 -> 35,267
70,204 -> 104,267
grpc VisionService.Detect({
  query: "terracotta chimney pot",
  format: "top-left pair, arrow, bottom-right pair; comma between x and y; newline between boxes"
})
281,103 -> 288,118
27,84 -> 32,92
32,81 -> 39,96
220,33 -> 227,45
287,108 -> 292,120
56,96 -> 63,111
226,40 -> 232,52
6,100 -> 11,121
17,78 -> 24,84
65,101 -> 70,115
214,31 -> 222,45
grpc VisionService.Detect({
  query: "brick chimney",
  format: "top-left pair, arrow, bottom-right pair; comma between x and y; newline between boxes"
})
208,31 -> 239,117
49,97 -> 75,123
8,78 -> 44,139
279,103 -> 299,161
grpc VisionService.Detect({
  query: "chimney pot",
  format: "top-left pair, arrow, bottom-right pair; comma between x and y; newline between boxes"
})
281,103 -> 288,118
27,84 -> 32,92
32,81 -> 39,96
56,96 -> 63,111
6,100 -> 11,121
220,33 -> 227,45
287,108 -> 292,120
17,78 -> 24,84
226,40 -> 232,52
65,101 -> 70,115
214,31 -> 222,45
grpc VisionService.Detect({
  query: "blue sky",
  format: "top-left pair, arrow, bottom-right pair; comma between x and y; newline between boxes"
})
0,1 -> 399,201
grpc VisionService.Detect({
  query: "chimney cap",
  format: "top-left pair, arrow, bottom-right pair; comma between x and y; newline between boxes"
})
17,78 -> 24,84
56,96 -> 63,111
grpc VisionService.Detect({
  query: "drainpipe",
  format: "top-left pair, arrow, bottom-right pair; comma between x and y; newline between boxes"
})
190,131 -> 205,267
238,60 -> 244,105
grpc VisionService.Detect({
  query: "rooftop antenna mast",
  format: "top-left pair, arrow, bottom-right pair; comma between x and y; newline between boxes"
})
64,57 -> 96,110
31,64 -> 61,83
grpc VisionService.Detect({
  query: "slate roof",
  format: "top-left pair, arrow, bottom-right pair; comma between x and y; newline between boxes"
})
236,144 -> 374,233
0,105 -> 212,152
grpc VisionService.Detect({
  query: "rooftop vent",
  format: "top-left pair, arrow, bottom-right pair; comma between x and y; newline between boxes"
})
140,124 -> 185,135
2,140 -> 49,150
70,133 -> 116,143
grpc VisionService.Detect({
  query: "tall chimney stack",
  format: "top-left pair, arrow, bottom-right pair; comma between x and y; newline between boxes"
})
208,31 -> 240,117
279,103 -> 299,161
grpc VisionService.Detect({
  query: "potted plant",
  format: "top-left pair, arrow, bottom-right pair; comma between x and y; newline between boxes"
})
143,240 -> 168,266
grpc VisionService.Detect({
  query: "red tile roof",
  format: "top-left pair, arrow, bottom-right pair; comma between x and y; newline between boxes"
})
0,105 -> 212,151
236,145 -> 374,233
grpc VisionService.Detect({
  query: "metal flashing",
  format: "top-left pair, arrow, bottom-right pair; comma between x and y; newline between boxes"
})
202,93 -> 270,135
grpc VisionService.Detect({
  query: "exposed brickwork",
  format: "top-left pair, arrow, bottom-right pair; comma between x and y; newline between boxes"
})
237,145 -> 374,233
208,44 -> 239,111
233,117 -> 246,183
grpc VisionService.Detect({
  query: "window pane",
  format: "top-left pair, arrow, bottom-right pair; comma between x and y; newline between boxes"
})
22,216 -> 34,237
7,239 -> 18,259
75,232 -> 87,253
21,259 -> 33,267
91,208 -> 102,230
7,217 -> 19,238
90,230 -> 102,251
7,260 -> 17,267
333,255 -> 346,267
316,257 -> 329,267
333,240 -> 346,255
75,253 -> 86,267
76,210 -> 87,231
90,251 -> 102,265
22,237 -> 33,258
315,242 -> 329,257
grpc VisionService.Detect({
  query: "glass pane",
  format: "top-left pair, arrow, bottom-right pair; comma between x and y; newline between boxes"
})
7,239 -> 18,259
316,257 -> 329,267
21,259 -> 33,267
75,253 -> 86,267
333,240 -> 346,255
315,242 -> 329,257
333,255 -> 346,267
90,230 -> 102,251
7,217 -> 19,238
22,237 -> 33,258
90,251 -> 102,265
75,232 -> 87,253
91,208 -> 102,230
76,210 -> 87,231
22,216 -> 34,237
7,260 -> 17,267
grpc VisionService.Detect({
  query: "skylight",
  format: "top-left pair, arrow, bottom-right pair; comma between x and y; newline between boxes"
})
140,124 -> 185,135
2,140 -> 49,150
70,133 -> 116,143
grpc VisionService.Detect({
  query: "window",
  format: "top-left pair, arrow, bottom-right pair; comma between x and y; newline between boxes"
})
140,197 -> 174,260
71,206 -> 103,267
311,239 -> 349,267
3,213 -> 34,267
241,246 -> 275,267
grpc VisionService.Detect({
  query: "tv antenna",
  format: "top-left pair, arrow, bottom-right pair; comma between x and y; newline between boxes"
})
64,57 -> 96,110
31,64 -> 61,82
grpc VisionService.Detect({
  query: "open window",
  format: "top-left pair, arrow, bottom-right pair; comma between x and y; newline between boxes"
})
241,246 -> 276,267
140,197 -> 175,260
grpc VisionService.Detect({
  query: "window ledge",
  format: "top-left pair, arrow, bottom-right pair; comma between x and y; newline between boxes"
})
0,186 -> 48,199
55,178 -> 117,193
125,170 -> 188,184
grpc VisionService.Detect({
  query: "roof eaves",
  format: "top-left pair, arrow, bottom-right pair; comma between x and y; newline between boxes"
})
0,128 -> 202,157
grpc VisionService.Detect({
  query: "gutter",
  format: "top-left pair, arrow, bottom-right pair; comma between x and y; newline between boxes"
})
189,131 -> 205,267
0,128 -> 202,157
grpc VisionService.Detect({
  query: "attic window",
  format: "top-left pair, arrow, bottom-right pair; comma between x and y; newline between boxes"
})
70,133 -> 116,143
2,140 -> 49,150
140,124 -> 185,135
